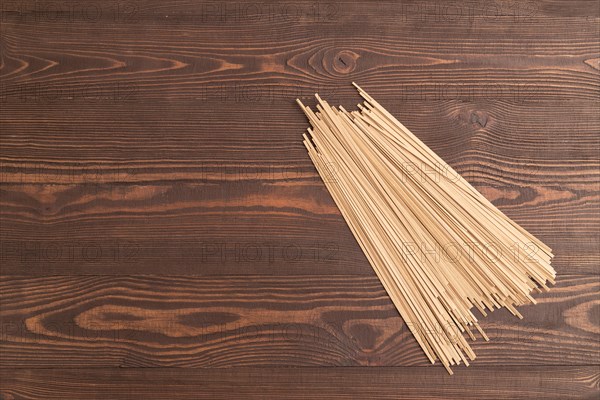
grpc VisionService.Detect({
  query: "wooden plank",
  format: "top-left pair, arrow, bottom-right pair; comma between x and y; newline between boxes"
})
1,366 -> 598,400
1,164 -> 597,275
1,275 -> 597,368
1,18 -> 598,102
1,100 -> 598,166
1,0 -> 598,104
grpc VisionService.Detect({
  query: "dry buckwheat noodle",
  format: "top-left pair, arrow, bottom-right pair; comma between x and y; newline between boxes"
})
297,83 -> 555,374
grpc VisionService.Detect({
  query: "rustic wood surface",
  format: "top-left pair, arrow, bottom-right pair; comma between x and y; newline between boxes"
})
1,0 -> 599,398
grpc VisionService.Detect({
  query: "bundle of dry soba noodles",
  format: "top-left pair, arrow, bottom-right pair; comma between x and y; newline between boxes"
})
297,83 -> 555,374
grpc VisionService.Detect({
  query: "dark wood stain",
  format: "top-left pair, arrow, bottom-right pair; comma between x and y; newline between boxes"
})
1,0 -> 599,398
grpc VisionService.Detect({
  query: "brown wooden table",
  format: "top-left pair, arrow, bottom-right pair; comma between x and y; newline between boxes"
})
1,1 -> 599,398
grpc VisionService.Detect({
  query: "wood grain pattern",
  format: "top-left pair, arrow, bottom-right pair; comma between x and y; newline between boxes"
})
0,274 -> 597,368
1,0 -> 599,397
2,366 -> 599,400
